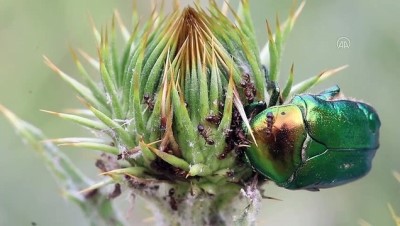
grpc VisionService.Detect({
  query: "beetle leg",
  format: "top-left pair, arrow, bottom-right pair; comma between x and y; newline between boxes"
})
305,187 -> 320,192
318,85 -> 341,100
244,101 -> 266,120
261,194 -> 282,201
268,82 -> 280,107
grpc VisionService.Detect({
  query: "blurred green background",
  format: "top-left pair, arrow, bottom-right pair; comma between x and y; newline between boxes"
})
1,0 -> 399,225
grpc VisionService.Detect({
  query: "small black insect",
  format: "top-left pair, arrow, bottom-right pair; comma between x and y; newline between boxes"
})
205,114 -> 222,125
108,183 -> 122,199
197,124 -> 215,145
117,147 -> 140,160
265,112 -> 275,136
240,73 -> 257,102
143,93 -> 154,110
168,188 -> 178,211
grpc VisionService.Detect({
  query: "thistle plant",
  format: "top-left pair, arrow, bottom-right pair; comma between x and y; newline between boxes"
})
388,171 -> 400,226
1,1 -> 361,225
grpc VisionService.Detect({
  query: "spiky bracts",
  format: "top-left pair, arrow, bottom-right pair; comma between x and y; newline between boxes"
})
2,1 -> 349,225
388,171 -> 400,226
44,4 -> 265,185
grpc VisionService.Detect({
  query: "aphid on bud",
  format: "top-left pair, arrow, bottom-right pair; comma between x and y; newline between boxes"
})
143,94 -> 154,110
205,114 -> 221,125
197,124 -> 215,145
240,73 -> 257,102
235,128 -> 249,146
117,147 -> 140,160
240,73 -> 251,87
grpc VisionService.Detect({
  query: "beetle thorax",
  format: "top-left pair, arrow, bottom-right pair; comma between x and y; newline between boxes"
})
247,105 -> 307,184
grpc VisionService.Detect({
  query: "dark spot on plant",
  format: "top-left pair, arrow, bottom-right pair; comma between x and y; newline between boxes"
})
108,183 -> 122,199
84,188 -> 99,199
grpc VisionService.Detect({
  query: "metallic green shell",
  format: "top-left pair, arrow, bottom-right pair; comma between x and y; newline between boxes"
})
245,86 -> 381,190
246,105 -> 306,185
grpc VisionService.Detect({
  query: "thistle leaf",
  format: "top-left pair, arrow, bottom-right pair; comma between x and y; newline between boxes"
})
237,0 -> 259,55
281,63 -> 295,102
43,56 -> 102,107
218,74 -> 234,133
265,20 -> 279,82
89,15 -> 101,46
99,53 -> 123,119
114,10 -> 130,42
40,110 -> 108,131
189,163 -> 212,176
78,49 -> 100,71
388,204 -> 400,226
208,52 -> 219,114
290,65 -> 348,97
101,167 -> 146,177
260,1 -> 306,89
126,39 -> 146,138
80,178 -> 114,194
63,108 -> 95,117
0,105 -> 124,226
70,48 -> 109,109
147,144 -> 190,172
85,102 -> 135,147
58,142 -> 119,155
145,90 -> 163,142
110,16 -> 121,87
198,48 -> 210,122
46,137 -> 108,144
394,171 -> 400,183
138,139 -> 156,164
171,80 -> 202,164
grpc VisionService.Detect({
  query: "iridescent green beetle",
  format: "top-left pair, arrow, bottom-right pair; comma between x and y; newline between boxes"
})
245,85 -> 380,190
